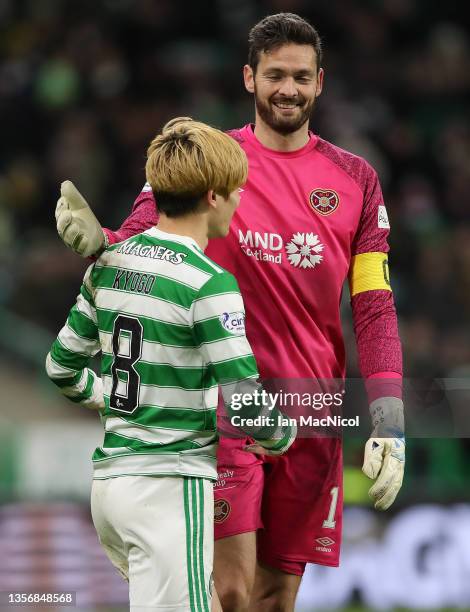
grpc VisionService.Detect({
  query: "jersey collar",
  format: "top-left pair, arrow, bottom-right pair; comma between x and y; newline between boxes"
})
145,227 -> 201,251
241,123 -> 318,159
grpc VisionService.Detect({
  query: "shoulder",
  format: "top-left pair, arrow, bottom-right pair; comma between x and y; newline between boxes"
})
96,233 -> 145,263
315,137 -> 379,193
182,244 -> 231,279
225,127 -> 245,144
83,263 -> 96,287
196,268 -> 240,300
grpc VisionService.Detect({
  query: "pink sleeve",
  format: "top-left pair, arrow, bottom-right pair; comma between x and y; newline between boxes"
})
351,290 -> 402,398
103,184 -> 159,246
350,167 -> 403,389
365,372 -> 402,402
351,165 -> 388,256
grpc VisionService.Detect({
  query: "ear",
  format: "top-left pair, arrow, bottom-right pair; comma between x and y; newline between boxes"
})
244,65 -> 255,94
315,68 -> 324,98
206,190 -> 218,210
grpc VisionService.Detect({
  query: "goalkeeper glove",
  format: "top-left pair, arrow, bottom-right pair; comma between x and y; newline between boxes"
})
56,180 -> 105,257
362,396 -> 405,511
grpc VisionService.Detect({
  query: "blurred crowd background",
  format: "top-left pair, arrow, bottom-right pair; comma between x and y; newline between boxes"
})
1,0 -> 469,609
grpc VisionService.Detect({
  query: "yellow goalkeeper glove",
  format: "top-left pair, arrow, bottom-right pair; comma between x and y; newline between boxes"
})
362,397 -> 405,511
56,180 -> 105,257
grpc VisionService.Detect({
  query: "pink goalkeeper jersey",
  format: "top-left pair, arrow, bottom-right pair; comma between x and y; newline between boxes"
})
210,125 -> 390,379
107,124 -> 400,382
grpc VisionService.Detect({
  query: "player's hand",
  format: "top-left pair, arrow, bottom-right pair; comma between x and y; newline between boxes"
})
56,180 -> 105,257
83,396 -> 106,411
362,436 -> 405,510
81,372 -> 106,411
243,422 -> 297,456
362,396 -> 405,510
243,442 -> 281,456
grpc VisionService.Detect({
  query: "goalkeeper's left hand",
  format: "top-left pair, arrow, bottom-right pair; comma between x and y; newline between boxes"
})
56,180 -> 105,257
362,397 -> 405,511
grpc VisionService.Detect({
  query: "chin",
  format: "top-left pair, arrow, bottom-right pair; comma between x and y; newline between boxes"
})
256,96 -> 314,136
272,112 -> 308,133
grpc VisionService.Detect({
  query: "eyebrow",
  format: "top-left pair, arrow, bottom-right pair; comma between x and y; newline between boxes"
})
263,67 -> 315,77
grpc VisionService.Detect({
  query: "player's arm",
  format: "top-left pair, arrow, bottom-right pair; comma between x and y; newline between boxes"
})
349,164 -> 404,511
45,265 -> 104,410
56,181 -> 158,257
191,272 -> 295,455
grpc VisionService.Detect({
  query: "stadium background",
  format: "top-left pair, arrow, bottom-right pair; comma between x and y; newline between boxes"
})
1,0 -> 469,610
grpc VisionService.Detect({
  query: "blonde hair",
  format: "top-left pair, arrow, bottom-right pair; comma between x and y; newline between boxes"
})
145,117 -> 248,217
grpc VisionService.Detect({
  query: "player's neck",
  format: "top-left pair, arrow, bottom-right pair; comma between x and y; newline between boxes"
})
156,216 -> 208,251
253,116 -> 310,152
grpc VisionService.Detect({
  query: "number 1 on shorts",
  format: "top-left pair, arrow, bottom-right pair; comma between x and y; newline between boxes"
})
322,486 -> 339,529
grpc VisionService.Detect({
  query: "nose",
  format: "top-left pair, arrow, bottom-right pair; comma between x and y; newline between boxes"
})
278,77 -> 297,98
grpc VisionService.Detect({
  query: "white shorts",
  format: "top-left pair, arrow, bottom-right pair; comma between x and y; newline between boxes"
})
91,475 -> 214,611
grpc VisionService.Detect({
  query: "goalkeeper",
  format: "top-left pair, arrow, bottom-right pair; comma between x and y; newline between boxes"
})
46,117 -> 295,612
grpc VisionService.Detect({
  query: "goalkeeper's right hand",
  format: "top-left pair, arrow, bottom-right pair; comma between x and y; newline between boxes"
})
56,180 -> 105,257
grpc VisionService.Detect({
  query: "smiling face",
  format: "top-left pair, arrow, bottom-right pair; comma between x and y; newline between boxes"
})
244,43 -> 323,136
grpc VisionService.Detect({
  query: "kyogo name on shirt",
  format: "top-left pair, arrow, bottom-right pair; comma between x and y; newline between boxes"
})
113,269 -> 157,294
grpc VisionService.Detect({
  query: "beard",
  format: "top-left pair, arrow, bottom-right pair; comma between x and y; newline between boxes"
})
254,86 -> 316,135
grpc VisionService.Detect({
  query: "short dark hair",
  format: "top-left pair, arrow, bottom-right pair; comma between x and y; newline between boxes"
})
248,13 -> 322,73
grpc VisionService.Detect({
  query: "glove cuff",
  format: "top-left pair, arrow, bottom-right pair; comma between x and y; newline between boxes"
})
369,396 -> 404,438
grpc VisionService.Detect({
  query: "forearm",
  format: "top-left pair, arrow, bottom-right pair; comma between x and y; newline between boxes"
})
46,352 -> 104,410
46,272 -> 103,410
352,289 -> 402,380
103,187 -> 158,246
220,377 -> 295,451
